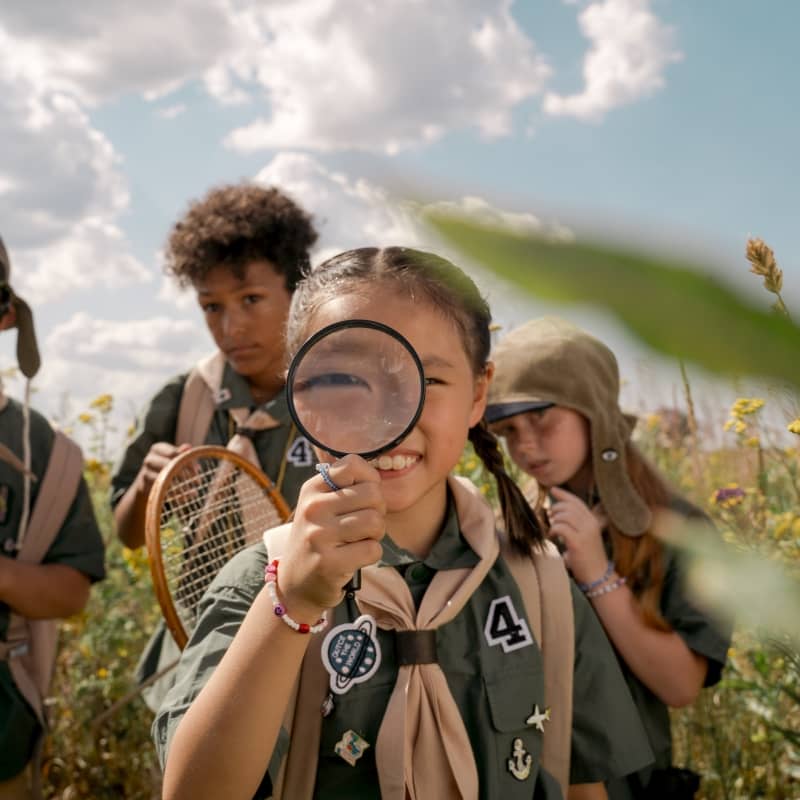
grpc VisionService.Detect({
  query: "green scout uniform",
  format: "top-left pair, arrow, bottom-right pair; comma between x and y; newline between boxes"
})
110,361 -> 318,697
0,399 -> 105,780
154,495 -> 654,799
606,500 -> 732,800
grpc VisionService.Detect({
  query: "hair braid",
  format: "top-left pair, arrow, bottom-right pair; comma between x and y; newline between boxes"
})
469,421 -> 545,555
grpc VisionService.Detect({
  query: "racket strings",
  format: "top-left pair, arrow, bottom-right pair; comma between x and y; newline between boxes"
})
157,456 -> 283,630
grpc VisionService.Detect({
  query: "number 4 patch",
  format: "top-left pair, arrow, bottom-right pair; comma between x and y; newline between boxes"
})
484,596 -> 533,653
286,436 -> 314,467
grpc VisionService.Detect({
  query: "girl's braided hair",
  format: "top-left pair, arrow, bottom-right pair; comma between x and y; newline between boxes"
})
287,246 -> 545,555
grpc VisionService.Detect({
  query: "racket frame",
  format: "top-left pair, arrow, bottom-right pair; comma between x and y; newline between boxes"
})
145,445 -> 291,649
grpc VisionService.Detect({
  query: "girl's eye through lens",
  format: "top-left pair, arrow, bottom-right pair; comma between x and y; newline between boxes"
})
294,372 -> 372,392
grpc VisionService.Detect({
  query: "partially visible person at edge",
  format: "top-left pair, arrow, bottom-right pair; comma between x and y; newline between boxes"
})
0,236 -> 105,799
154,247 -> 654,800
110,184 -> 319,710
486,316 -> 732,800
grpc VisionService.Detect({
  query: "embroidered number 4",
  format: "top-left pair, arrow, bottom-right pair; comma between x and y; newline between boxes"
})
287,436 -> 314,467
484,596 -> 533,653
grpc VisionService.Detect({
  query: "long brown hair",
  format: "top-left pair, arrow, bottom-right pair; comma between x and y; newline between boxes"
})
610,444 -> 675,631
287,246 -> 546,555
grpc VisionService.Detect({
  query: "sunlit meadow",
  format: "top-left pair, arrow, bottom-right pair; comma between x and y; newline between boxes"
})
34,239 -> 800,798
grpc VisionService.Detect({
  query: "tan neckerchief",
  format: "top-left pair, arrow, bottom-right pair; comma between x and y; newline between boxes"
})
193,352 -> 282,467
268,476 -> 499,800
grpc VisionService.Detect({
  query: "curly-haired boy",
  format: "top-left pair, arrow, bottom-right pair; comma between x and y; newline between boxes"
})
110,183 -> 318,710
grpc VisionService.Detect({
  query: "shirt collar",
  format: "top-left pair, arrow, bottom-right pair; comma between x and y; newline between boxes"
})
215,362 -> 292,425
378,489 -> 481,572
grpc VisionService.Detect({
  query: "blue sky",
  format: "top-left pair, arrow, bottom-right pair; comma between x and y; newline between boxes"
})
1,0 -> 797,448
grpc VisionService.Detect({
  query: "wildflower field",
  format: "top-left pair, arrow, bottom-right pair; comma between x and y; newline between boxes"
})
35,385 -> 799,799
37,238 -> 800,798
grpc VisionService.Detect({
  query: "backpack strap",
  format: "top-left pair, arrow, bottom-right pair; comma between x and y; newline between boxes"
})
3,430 -> 85,726
501,537 -> 574,797
175,351 -> 226,447
262,524 -> 327,800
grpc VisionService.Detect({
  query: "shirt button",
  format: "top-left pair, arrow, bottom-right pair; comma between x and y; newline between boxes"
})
407,563 -> 430,582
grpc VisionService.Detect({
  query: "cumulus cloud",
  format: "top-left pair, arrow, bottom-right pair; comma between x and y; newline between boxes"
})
543,0 -> 682,121
0,27 -> 150,302
222,0 -> 550,154
256,152 -> 422,262
256,152 -> 573,261
3,2 -> 549,154
0,1 -> 237,105
254,152 -> 567,333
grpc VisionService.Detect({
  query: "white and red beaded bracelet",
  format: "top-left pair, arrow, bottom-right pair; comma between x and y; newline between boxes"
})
264,559 -> 328,634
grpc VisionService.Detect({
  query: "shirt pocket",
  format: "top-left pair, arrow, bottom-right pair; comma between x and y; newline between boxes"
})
483,668 -> 545,797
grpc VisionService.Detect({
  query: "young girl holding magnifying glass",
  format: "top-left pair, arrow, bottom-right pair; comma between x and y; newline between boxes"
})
155,247 -> 653,800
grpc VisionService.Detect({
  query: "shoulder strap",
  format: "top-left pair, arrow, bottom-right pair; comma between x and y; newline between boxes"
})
17,431 -> 83,564
263,525 -> 326,800
501,537 -> 574,797
175,351 -> 226,446
4,430 -> 85,726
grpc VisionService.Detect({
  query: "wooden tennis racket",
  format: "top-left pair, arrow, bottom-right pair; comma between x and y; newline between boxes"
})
145,446 -> 291,649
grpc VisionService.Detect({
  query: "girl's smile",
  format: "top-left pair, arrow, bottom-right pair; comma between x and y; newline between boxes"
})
306,285 -> 489,553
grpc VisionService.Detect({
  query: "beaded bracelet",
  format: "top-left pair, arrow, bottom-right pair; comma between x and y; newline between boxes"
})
577,560 -> 615,593
264,560 -> 328,634
585,575 -> 627,599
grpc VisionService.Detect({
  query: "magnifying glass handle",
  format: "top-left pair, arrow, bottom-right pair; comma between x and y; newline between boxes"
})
344,568 -> 362,594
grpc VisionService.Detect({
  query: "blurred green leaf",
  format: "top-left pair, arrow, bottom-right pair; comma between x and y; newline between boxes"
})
663,519 -> 800,645
426,213 -> 800,388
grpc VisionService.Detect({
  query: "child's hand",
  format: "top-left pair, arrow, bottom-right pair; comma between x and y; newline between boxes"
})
139,442 -> 192,491
548,487 -> 609,586
278,454 -> 386,621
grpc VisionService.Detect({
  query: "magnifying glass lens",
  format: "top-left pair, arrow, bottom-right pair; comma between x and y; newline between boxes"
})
288,322 -> 425,459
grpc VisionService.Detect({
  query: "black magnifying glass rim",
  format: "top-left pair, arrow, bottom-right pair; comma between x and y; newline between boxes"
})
286,318 -> 426,460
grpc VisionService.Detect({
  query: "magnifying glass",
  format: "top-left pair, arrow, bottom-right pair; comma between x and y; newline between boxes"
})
287,319 -> 426,591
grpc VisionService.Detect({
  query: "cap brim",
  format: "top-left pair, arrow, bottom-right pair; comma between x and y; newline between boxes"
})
485,400 -> 554,424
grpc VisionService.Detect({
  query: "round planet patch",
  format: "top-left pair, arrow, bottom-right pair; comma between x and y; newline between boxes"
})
321,613 -> 382,695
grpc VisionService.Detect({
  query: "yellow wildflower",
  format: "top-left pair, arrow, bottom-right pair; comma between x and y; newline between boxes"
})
788,418 -> 800,435
96,667 -> 109,679
744,436 -> 760,448
89,393 -> 113,413
730,397 -> 765,418
78,412 -> 94,424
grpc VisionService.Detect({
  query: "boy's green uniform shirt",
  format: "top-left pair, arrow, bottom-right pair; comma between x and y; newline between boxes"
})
111,361 -> 316,512
0,400 -> 106,780
154,499 -> 655,799
111,361 -> 318,702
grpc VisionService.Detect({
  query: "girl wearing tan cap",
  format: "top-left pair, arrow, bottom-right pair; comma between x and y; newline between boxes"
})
487,316 -> 731,800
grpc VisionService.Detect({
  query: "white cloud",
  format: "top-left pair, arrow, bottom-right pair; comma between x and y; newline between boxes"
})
155,103 -> 188,120
256,152 -> 422,263
0,2 -> 237,106
256,152 -> 573,263
254,152 -> 568,334
0,27 -> 150,302
222,0 -> 550,154
3,2 -> 549,155
543,0 -> 682,121
422,196 -> 574,242
46,312 -> 206,373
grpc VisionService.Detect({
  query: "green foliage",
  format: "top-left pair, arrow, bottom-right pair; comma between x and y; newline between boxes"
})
426,213 -> 800,389
42,404 -> 162,799
637,410 -> 800,798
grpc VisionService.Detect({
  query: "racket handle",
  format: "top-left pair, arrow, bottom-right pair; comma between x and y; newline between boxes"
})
344,568 -> 362,594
